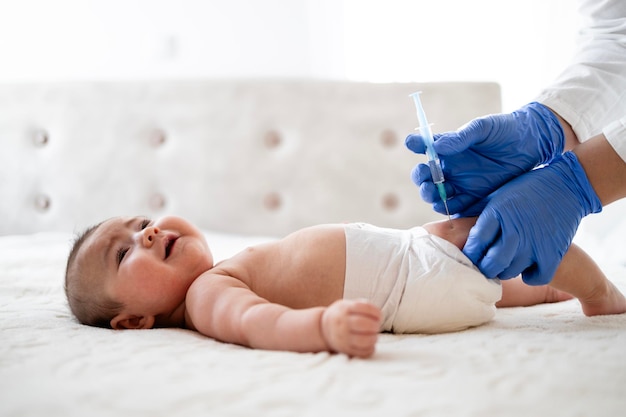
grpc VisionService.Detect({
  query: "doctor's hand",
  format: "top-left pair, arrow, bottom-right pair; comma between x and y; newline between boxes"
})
463,151 -> 602,285
405,102 -> 565,216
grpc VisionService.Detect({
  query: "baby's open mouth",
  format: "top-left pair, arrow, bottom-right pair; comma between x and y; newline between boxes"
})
164,237 -> 177,259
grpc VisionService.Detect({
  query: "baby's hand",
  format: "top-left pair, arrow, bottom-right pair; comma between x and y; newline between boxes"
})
321,299 -> 382,358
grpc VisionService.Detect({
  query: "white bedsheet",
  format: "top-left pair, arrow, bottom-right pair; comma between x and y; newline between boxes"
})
1,231 -> 626,417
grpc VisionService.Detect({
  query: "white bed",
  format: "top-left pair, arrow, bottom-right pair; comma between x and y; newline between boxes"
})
2,80 -> 625,417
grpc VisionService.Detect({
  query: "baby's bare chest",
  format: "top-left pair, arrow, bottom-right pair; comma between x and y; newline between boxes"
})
232,228 -> 347,308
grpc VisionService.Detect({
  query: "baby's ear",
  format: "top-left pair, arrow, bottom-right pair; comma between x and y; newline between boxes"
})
110,314 -> 155,330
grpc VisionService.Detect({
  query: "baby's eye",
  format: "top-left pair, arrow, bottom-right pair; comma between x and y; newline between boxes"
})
117,247 -> 129,265
139,218 -> 151,230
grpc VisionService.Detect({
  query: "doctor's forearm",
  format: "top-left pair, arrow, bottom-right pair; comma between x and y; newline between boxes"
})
552,110 -> 580,151
551,107 -> 626,206
573,133 -> 626,206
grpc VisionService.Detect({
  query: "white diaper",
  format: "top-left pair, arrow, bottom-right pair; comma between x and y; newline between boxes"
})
343,223 -> 502,334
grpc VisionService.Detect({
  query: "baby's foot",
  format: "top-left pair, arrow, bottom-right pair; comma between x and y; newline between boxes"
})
580,280 -> 626,317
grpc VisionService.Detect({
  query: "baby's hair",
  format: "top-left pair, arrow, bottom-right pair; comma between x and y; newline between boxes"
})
65,221 -> 123,328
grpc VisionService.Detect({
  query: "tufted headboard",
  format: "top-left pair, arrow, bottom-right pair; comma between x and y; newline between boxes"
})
1,80 -> 501,237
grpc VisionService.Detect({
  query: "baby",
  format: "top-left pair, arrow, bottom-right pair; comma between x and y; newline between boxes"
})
65,215 -> 626,358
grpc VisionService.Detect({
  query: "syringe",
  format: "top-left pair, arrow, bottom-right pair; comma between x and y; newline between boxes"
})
409,92 -> 452,222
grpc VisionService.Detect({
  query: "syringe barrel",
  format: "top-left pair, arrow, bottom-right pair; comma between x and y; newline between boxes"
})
428,159 -> 445,184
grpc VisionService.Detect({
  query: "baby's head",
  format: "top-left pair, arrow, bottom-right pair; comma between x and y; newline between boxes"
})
65,215 -> 214,330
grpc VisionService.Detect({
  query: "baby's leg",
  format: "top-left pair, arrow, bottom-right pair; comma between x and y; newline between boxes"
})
497,278 -> 573,308
548,243 -> 626,316
425,217 -> 626,315
426,217 -> 572,308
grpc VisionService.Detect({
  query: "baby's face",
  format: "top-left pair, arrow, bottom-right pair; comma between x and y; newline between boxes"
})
79,215 -> 214,323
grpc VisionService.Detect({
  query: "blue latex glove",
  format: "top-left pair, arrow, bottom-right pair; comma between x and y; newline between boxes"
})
464,151 -> 602,285
405,102 -> 565,216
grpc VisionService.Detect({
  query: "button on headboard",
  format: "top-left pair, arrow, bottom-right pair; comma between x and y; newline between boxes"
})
0,80 -> 501,236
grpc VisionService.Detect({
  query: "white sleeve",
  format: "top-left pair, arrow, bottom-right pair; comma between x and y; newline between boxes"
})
535,0 -> 626,162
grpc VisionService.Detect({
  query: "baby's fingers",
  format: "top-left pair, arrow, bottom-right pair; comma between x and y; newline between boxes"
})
349,300 -> 382,324
322,300 -> 382,358
347,334 -> 378,359
347,314 -> 380,335
346,302 -> 380,358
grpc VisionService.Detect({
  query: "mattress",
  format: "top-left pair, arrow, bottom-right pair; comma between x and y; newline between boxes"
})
2,229 -> 625,417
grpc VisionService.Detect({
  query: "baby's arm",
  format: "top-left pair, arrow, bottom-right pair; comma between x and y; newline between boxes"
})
185,272 -> 381,358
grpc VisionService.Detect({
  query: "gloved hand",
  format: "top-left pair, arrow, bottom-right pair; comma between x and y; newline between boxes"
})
463,151 -> 602,285
405,102 -> 565,216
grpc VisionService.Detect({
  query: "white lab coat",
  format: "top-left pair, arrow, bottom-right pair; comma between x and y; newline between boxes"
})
535,0 -> 626,162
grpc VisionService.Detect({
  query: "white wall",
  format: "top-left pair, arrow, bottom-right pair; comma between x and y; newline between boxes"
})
342,0 -> 580,111
0,0 -> 580,110
0,0 -> 326,79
